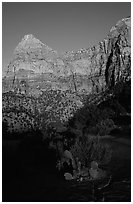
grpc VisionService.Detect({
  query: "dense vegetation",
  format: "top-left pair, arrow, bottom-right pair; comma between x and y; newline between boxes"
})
3,79 -> 131,167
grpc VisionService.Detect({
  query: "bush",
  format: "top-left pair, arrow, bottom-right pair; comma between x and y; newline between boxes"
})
68,104 -> 115,135
70,135 -> 112,168
89,119 -> 115,136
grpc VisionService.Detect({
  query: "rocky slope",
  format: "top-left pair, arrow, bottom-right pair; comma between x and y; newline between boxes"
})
2,17 -> 131,133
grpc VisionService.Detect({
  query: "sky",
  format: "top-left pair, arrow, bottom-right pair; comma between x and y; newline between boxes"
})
2,2 -> 131,73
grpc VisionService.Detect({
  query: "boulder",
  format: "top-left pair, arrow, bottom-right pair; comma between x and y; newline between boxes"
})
64,172 -> 73,180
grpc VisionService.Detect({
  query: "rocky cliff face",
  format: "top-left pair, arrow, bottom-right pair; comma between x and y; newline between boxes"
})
11,34 -> 58,73
3,17 -> 131,95
62,17 -> 130,94
2,17 -> 131,133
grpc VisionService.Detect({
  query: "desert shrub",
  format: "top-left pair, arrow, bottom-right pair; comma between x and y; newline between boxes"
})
68,104 -> 115,138
69,103 -> 115,130
70,135 -> 112,168
89,119 -> 115,136
100,108 -> 115,119
83,105 -> 101,127
85,106 -> 115,126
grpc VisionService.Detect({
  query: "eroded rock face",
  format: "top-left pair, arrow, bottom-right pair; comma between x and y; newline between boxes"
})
7,34 -> 58,75
2,17 -> 131,133
61,17 -> 131,94
3,17 -> 131,95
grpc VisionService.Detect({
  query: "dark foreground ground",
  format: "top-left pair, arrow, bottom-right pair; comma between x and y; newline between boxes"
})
2,134 -> 131,202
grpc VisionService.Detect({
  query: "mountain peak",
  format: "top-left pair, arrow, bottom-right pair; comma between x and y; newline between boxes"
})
23,34 -> 35,40
14,34 -> 47,54
21,34 -> 43,44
